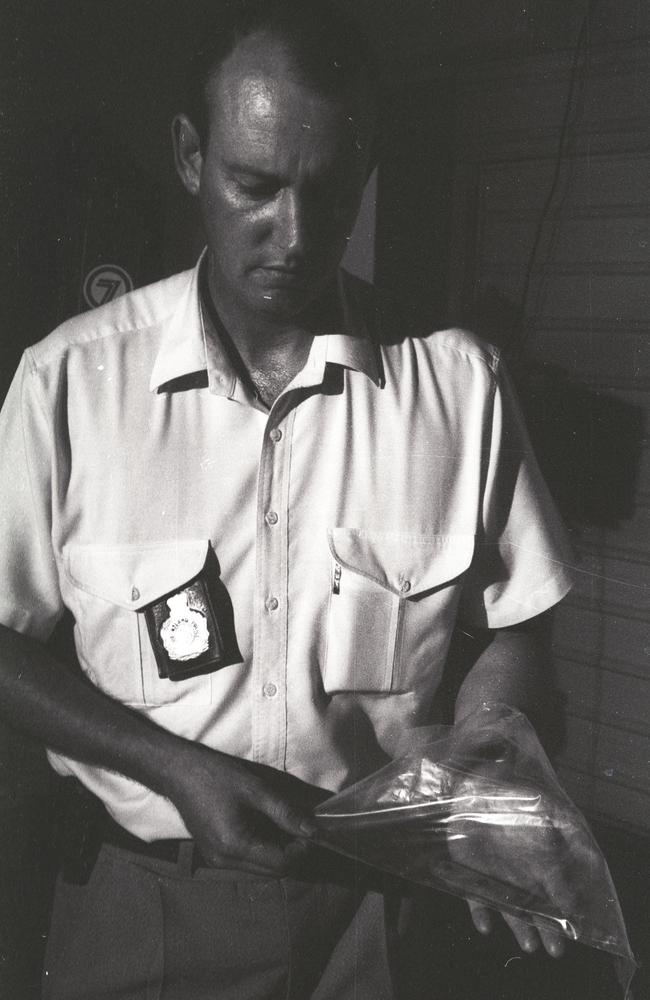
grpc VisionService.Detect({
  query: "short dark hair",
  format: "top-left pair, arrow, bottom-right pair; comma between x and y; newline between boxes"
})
184,0 -> 380,148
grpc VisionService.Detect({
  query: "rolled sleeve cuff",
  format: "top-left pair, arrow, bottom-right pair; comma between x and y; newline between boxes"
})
462,542 -> 575,630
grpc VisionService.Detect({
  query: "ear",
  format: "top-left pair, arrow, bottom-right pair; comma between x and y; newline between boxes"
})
171,113 -> 203,196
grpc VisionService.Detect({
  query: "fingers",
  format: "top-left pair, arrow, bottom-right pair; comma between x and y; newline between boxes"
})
245,831 -> 311,870
200,831 -> 307,876
467,901 -> 537,953
240,771 -> 318,852
242,838 -> 293,874
467,902 -> 539,952
174,749 -> 318,875
501,913 -> 567,958
535,922 -> 566,959
501,912 -> 540,954
208,791 -> 314,875
468,903 -> 565,959
468,900 -> 493,936
260,793 -> 317,839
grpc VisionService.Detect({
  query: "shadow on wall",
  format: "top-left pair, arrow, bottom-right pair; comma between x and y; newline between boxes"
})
1,116 -> 165,401
470,287 -> 645,533
523,367 -> 644,530
375,79 -> 646,533
0,108 -> 168,994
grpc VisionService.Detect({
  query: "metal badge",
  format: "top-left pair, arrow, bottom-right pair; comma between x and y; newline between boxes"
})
160,592 -> 210,661
141,545 -> 242,681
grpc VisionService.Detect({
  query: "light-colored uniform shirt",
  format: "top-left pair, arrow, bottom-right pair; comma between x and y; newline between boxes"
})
0,258 -> 573,840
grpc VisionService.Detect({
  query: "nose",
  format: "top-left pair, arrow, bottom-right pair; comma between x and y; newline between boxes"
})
276,189 -> 310,262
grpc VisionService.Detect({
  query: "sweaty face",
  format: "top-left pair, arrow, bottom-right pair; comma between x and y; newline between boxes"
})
197,36 -> 375,321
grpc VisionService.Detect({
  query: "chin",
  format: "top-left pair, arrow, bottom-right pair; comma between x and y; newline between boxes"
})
252,286 -> 321,320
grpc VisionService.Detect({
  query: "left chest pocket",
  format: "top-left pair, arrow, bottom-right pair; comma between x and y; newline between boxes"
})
64,540 -> 238,707
322,529 -> 475,694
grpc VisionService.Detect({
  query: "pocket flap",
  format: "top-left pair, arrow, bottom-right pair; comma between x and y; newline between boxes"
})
327,529 -> 474,597
64,540 -> 210,610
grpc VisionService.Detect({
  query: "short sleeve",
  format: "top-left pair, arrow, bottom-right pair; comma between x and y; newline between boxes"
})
0,353 -> 64,639
460,359 -> 574,629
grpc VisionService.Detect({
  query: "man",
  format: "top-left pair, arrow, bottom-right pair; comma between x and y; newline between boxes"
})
0,1 -> 574,996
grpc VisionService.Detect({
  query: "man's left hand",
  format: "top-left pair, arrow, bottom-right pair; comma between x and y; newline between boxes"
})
446,774 -> 595,958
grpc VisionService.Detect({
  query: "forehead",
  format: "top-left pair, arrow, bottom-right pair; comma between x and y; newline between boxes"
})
204,32 -> 372,157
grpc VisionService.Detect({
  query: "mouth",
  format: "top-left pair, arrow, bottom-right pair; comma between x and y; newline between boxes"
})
253,265 -> 310,289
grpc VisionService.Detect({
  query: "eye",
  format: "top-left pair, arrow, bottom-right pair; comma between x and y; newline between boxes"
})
238,179 -> 281,200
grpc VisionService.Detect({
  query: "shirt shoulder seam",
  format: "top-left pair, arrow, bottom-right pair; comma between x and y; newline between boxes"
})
420,328 -> 502,379
27,273 -> 192,372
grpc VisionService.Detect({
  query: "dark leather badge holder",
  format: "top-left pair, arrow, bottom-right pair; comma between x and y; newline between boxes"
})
141,545 -> 242,681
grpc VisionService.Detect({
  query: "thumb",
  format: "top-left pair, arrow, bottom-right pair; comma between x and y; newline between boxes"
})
257,789 -> 317,839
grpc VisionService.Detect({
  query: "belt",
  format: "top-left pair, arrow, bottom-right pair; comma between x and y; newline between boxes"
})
101,812 -> 209,872
56,778 -> 209,882
56,779 -> 381,891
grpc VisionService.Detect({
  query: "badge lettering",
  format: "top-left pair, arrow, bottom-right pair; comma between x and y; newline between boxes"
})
160,592 -> 210,661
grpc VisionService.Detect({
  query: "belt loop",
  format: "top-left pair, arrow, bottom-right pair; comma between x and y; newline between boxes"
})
177,840 -> 196,876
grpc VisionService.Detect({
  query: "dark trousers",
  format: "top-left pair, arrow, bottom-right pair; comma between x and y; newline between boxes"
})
42,842 -> 398,1000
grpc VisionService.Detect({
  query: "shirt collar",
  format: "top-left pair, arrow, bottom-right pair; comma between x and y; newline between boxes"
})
149,251 -> 209,393
325,269 -> 382,386
150,252 -> 382,394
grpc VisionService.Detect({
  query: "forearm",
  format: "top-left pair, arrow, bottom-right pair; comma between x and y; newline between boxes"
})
454,624 -> 548,726
451,621 -> 570,958
0,622 -> 189,796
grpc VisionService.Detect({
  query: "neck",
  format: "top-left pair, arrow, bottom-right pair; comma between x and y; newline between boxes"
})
200,262 -> 341,407
204,263 -> 340,370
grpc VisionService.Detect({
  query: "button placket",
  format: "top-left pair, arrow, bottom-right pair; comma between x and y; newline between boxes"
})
251,409 -> 296,767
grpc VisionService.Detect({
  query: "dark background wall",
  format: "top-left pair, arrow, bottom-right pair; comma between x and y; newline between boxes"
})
1,1 -> 648,997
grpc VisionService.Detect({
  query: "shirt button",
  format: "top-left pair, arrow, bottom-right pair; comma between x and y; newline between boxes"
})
399,580 -> 412,595
131,586 -> 140,602
269,428 -> 282,443
266,597 -> 279,612
265,510 -> 279,526
263,682 -> 278,699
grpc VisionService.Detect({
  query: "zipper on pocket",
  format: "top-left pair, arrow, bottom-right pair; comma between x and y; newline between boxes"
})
332,561 -> 342,595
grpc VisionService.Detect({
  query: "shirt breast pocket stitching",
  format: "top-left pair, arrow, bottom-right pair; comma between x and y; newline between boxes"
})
323,530 -> 476,696
63,540 -> 214,708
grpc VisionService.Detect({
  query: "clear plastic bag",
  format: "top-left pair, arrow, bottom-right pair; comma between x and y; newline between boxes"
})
313,704 -> 637,998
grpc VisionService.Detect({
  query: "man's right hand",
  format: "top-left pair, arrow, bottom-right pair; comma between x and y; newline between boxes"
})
0,625 -> 328,877
164,743 -> 328,875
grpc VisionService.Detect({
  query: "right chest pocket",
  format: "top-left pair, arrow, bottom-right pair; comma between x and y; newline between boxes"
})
64,540 -> 217,707
323,528 -> 474,695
